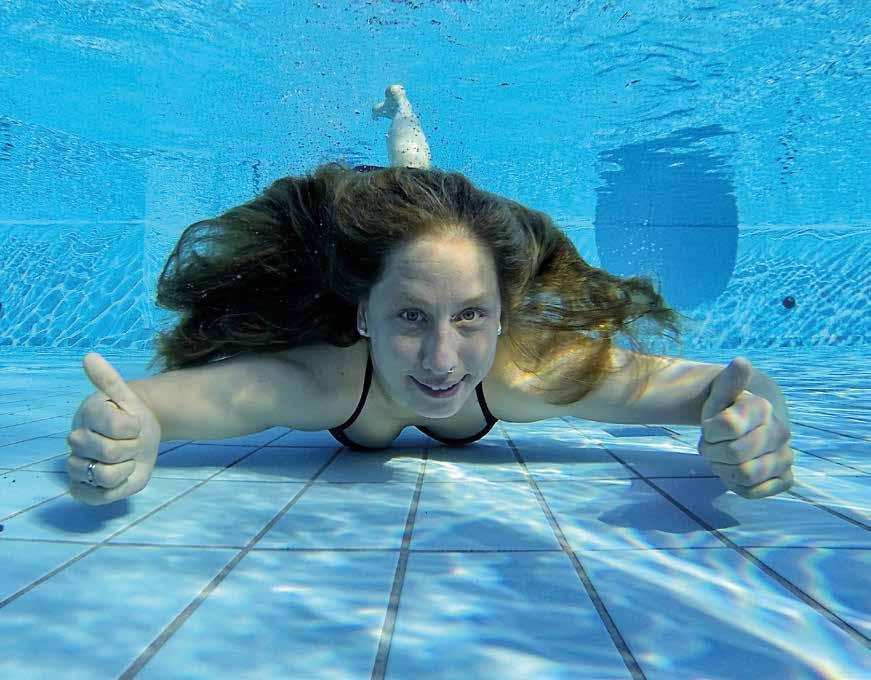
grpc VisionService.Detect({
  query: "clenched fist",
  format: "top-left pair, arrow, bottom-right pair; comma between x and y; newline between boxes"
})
66,353 -> 162,505
698,357 -> 794,500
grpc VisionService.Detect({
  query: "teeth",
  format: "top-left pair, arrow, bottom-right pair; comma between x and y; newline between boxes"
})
421,380 -> 456,391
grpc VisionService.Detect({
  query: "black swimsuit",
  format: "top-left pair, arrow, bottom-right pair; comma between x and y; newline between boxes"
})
328,348 -> 499,451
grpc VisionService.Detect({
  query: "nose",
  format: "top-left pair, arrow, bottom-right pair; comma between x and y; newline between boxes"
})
419,324 -> 461,376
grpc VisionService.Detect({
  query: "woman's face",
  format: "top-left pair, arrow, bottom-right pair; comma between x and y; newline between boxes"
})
359,235 -> 502,420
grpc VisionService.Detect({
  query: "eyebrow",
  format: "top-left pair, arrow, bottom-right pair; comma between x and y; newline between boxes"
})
398,292 -> 491,306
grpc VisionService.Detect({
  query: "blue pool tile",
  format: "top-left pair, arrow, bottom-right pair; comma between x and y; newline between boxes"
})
579,547 -> 870,680
0,545 -> 238,679
0,476 -> 206,542
540,478 -> 722,551
387,552 -> 633,679
317,449 -> 424,484
788,431 -> 869,471
601,446 -> 717,479
0,431 -> 69,468
106,479 -> 310,548
794,452 -> 868,476
422,442 -> 538,483
515,440 -> 642,481
746,547 -> 871,638
0,470 -> 70,517
255,481 -> 418,550
0,540 -> 97,604
411,480 -> 561,552
134,549 -> 400,680
1,346 -> 868,679
788,475 -> 870,525
795,439 -> 869,473
652,477 -> 871,547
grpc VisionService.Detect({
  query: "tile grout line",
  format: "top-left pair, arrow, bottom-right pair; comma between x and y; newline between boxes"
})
792,410 -> 871,425
581,422 -> 871,649
1,537 -> 869,552
117,443 -> 347,679
0,441 -> 285,611
497,422 -> 648,680
787,448 -> 868,475
781,488 -> 870,531
2,413 -> 868,675
790,419 -> 870,442
0,436 -> 194,480
368,448 -> 429,680
0,445 -> 193,524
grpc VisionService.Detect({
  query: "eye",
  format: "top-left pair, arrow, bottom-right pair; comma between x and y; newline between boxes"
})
460,308 -> 485,321
399,308 -> 486,324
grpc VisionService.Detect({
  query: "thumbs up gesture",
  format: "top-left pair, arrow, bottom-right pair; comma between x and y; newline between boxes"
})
698,357 -> 794,499
66,353 -> 163,506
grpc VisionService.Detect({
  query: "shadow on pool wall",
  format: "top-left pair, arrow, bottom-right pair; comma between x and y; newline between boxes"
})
594,125 -> 739,312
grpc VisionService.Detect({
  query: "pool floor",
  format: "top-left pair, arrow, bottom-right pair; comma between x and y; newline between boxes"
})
0,346 -> 868,679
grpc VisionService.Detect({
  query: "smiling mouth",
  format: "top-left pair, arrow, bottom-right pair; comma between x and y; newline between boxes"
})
416,379 -> 459,390
412,376 -> 464,396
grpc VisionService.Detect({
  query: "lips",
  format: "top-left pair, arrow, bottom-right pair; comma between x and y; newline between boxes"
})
414,377 -> 459,391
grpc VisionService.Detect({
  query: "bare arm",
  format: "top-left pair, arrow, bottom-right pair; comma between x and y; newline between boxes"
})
496,348 -> 787,428
124,354 -> 290,441
569,350 -> 790,427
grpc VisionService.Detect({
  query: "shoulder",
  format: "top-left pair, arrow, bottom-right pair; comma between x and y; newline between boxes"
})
269,340 -> 367,430
481,339 -> 580,423
274,340 -> 364,392
273,337 -> 577,426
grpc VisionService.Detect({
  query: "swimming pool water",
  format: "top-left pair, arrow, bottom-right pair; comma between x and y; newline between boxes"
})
0,345 -> 868,678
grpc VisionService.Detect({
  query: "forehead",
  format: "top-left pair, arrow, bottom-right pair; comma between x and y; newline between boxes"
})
394,238 -> 493,280
385,259 -> 496,297
384,238 -> 496,294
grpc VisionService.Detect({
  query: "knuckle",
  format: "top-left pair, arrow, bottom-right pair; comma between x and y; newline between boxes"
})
96,438 -> 118,463
746,485 -> 767,499
715,412 -> 734,433
105,468 -> 130,490
725,442 -> 748,463
87,435 -> 107,461
735,467 -> 753,485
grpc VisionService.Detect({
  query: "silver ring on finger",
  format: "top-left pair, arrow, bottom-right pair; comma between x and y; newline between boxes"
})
86,460 -> 98,487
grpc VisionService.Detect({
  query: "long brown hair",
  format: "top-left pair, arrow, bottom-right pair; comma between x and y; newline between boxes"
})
148,162 -> 694,406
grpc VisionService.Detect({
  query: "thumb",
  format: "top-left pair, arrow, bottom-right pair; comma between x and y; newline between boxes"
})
82,352 -> 142,414
700,356 -> 753,422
